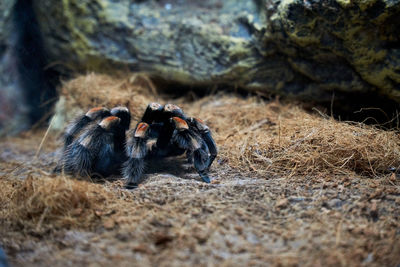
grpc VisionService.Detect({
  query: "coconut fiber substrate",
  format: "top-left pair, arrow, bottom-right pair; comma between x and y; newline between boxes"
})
1,73 -> 399,266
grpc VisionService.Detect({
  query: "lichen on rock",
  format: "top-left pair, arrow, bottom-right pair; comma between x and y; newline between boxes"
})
1,0 -> 400,134
31,0 -> 400,104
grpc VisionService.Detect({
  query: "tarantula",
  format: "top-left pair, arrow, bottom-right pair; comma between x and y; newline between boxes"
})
55,103 -> 217,188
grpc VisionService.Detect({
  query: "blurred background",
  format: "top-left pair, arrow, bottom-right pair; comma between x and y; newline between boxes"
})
1,0 -> 399,136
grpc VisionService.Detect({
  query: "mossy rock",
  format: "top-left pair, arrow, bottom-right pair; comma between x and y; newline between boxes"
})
32,0 -> 400,104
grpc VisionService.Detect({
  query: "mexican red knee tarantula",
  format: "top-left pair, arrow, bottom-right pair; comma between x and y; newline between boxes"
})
55,103 -> 217,189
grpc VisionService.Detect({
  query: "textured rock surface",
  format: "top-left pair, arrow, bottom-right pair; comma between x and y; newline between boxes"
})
32,0 -> 400,103
0,0 -> 57,136
1,0 -> 400,135
0,0 -> 30,136
267,0 -> 400,102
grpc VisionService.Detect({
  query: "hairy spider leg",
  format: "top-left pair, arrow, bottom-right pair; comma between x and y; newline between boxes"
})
189,118 -> 218,169
63,115 -> 91,149
123,122 -> 150,189
92,116 -> 122,177
111,106 -> 131,130
63,116 -> 121,177
141,102 -> 164,124
193,142 -> 211,183
64,107 -> 111,149
110,106 -> 131,162
202,131 -> 217,169
53,107 -> 111,174
171,117 -> 211,183
188,117 -> 218,170
162,103 -> 187,121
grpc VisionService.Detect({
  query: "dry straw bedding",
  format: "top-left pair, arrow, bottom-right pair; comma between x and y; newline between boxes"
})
1,73 -> 399,266
61,73 -> 400,178
2,73 -> 399,229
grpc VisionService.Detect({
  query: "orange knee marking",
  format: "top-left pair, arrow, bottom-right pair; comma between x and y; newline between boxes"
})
135,122 -> 149,137
172,117 -> 189,129
104,116 -> 119,122
99,116 -> 121,130
89,107 -> 105,112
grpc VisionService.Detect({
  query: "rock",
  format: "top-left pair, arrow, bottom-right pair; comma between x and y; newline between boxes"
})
0,246 -> 9,267
0,0 -> 57,136
32,0 -> 400,104
0,0 -> 30,136
2,0 -> 400,135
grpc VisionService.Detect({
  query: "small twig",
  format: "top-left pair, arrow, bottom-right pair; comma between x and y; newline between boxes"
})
287,129 -> 317,150
312,107 -> 330,119
339,153 -> 354,169
365,150 -> 377,177
34,115 -> 56,160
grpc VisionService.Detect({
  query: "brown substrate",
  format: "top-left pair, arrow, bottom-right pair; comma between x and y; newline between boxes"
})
0,73 -> 399,266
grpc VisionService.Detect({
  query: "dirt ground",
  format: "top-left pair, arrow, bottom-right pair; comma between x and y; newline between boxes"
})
1,74 -> 400,266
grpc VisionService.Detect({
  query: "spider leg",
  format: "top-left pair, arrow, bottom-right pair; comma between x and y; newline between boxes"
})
90,116 -> 122,177
148,122 -> 163,139
193,147 -> 211,183
123,122 -> 150,189
54,115 -> 90,173
64,142 -> 93,176
56,107 -> 111,174
147,104 -> 187,154
171,117 -> 211,183
186,150 -> 193,164
141,102 -> 163,123
63,115 -> 91,149
110,106 -> 131,164
92,139 -> 116,177
63,107 -> 111,149
61,116 -> 121,177
122,157 -> 145,189
203,131 -> 217,169
187,117 -> 218,170
111,106 -> 131,131
163,104 -> 187,120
